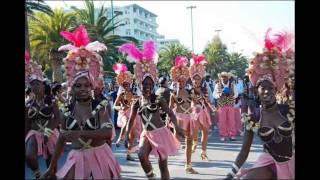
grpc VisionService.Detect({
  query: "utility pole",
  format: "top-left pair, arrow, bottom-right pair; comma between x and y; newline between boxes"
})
231,42 -> 236,53
186,6 -> 196,53
214,29 -> 222,37
111,0 -> 115,35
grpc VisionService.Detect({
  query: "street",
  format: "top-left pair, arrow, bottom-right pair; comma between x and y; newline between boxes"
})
25,128 -> 263,179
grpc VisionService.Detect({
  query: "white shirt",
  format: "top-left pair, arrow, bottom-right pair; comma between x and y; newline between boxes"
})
214,80 -> 238,99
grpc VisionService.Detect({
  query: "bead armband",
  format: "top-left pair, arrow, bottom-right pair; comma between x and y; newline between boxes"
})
101,122 -> 113,129
44,127 -> 53,138
227,163 -> 240,178
241,113 -> 259,132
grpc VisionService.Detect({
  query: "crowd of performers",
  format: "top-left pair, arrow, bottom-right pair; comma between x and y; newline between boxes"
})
25,25 -> 295,179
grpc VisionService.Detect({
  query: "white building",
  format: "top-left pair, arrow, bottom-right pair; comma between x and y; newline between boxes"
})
106,4 -> 159,43
157,35 -> 180,51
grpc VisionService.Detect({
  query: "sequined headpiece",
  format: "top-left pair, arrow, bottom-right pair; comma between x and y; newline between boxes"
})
58,25 -> 107,88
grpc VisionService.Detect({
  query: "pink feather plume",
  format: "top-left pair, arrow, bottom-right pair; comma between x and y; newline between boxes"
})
143,40 -> 156,61
192,54 -> 206,65
273,31 -> 294,52
25,50 -> 30,63
175,56 -> 188,67
264,28 -> 275,51
60,24 -> 90,48
264,28 -> 294,52
119,43 -> 143,61
112,63 -> 128,74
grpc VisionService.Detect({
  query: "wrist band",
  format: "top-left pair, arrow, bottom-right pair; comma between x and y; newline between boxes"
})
101,122 -> 113,129
44,128 -> 53,137
228,163 -> 239,177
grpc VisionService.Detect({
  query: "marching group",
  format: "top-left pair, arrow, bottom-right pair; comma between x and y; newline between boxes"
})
25,25 -> 295,179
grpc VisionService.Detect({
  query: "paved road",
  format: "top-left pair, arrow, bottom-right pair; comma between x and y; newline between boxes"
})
25,127 -> 263,179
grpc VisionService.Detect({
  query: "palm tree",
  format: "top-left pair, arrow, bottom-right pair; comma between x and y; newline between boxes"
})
25,0 -> 53,53
29,8 -> 77,82
71,0 -> 138,73
158,43 -> 192,76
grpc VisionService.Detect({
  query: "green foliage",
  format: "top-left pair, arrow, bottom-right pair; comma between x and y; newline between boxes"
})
157,43 -> 192,76
203,35 -> 248,79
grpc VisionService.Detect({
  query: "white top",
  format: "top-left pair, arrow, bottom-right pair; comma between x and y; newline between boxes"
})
214,80 -> 238,99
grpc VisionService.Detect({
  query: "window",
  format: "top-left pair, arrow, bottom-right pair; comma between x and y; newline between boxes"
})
133,8 -> 137,13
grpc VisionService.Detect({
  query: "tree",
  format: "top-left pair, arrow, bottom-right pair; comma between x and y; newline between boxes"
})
203,35 -> 231,78
71,0 -> 138,73
25,0 -> 53,53
29,8 -> 77,82
157,43 -> 192,76
228,52 -> 249,78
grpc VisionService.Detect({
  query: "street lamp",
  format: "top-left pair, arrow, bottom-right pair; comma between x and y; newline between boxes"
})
231,42 -> 236,53
186,6 -> 196,53
111,0 -> 115,35
214,29 -> 222,37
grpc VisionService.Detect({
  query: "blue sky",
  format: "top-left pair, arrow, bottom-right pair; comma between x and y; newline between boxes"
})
46,1 -> 294,58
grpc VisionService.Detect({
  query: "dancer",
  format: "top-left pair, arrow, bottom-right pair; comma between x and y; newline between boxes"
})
113,63 -> 141,161
189,54 -> 217,160
41,25 -> 121,179
225,29 -> 295,179
25,51 -> 60,179
119,40 -> 184,179
214,72 -> 238,141
169,56 -> 199,173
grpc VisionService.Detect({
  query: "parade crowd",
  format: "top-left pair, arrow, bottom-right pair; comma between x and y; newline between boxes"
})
25,25 -> 295,179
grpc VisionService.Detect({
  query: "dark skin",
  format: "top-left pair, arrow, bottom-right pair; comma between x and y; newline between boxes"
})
225,80 -> 279,179
169,78 -> 198,174
25,80 -> 60,174
125,77 -> 184,179
41,77 -> 113,179
191,75 -> 217,157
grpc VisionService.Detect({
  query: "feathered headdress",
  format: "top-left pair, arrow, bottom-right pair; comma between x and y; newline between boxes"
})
189,54 -> 207,78
170,56 -> 190,82
58,25 -> 107,88
25,50 -> 44,84
113,63 -> 132,86
119,40 -> 158,87
247,28 -> 294,91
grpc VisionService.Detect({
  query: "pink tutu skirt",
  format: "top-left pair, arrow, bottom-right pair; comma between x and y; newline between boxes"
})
139,127 -> 180,161
175,111 -> 196,136
56,143 -> 121,179
234,107 -> 242,133
25,128 -> 59,159
193,108 -> 212,128
237,153 -> 295,179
